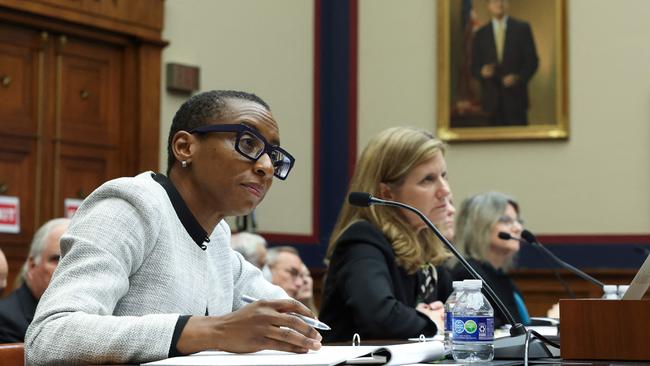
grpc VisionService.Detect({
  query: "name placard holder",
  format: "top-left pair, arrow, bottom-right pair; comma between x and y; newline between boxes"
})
560,299 -> 650,361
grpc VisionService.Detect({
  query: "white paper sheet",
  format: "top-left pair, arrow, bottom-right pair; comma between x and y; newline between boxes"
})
143,342 -> 445,366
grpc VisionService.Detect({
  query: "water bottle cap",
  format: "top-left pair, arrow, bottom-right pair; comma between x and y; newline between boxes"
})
463,279 -> 483,289
603,285 -> 617,293
452,281 -> 463,289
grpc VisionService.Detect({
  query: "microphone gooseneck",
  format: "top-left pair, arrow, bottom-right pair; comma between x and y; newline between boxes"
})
348,192 -> 526,337
520,229 -> 605,288
499,231 -> 577,299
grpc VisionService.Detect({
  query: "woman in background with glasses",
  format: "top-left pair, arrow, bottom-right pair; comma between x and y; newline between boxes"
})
319,127 -> 454,342
449,191 -> 530,327
26,90 -> 321,365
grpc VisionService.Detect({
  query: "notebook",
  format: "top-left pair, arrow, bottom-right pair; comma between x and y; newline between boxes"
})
142,341 -> 445,366
622,253 -> 650,300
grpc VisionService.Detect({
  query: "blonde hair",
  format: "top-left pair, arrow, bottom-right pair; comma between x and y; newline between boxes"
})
453,191 -> 520,271
327,127 -> 451,273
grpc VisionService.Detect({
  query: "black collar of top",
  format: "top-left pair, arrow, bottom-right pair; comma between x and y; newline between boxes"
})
151,173 -> 210,250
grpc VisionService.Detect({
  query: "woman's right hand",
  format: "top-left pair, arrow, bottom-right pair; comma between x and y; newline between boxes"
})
176,298 -> 322,355
416,301 -> 445,334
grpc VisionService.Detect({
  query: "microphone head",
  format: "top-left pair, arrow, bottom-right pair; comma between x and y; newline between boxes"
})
498,232 -> 512,240
348,192 -> 373,207
521,229 -> 537,243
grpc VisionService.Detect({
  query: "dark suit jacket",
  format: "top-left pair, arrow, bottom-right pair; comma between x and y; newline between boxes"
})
450,258 -> 525,328
0,283 -> 38,342
471,17 -> 538,124
319,220 -> 453,342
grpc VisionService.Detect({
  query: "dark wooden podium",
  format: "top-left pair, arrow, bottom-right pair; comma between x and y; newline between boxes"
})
560,299 -> 650,361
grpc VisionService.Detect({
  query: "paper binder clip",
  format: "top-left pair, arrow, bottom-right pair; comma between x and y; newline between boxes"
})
352,333 -> 361,346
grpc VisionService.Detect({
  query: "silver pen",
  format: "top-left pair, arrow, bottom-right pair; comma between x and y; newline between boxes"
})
241,295 -> 331,330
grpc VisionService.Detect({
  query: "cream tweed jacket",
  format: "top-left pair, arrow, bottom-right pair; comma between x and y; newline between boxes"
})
25,172 -> 287,365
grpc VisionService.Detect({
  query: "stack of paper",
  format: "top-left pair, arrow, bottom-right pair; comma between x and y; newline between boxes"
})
143,341 -> 445,366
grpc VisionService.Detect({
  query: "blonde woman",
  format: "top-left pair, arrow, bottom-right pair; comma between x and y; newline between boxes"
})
319,127 -> 454,342
450,191 -> 529,327
296,264 -> 318,316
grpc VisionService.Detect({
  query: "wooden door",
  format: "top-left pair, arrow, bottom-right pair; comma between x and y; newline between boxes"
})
50,34 -> 123,215
0,24 -> 130,293
0,23 -> 45,270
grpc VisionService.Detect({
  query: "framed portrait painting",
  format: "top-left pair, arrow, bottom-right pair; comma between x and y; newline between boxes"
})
437,0 -> 568,141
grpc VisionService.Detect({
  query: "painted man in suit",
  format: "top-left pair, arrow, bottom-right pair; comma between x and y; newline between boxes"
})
471,0 -> 538,125
0,218 -> 69,342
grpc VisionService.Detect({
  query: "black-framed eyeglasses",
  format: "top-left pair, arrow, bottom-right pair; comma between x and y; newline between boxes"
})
189,124 -> 295,180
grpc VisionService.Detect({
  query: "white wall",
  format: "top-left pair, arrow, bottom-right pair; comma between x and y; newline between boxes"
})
358,0 -> 650,234
357,0 -> 437,150
161,0 -> 314,235
161,0 -> 650,237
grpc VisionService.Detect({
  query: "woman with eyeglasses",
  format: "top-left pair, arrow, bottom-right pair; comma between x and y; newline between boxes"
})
25,90 -> 322,365
449,191 -> 530,327
319,127 -> 455,342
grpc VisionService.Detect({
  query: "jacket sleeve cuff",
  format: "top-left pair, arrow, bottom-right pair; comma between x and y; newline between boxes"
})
168,315 -> 192,357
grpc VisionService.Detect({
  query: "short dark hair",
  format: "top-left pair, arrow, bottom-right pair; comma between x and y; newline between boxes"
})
166,90 -> 270,175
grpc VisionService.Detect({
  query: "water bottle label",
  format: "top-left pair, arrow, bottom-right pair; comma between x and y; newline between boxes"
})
445,311 -> 452,332
452,316 -> 494,342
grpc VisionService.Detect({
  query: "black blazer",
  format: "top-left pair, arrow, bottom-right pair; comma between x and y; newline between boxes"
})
319,220 -> 453,342
450,258 -> 525,328
471,17 -> 538,120
0,283 -> 38,342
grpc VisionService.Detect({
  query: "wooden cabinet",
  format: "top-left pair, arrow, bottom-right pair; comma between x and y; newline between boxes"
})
0,23 -> 43,254
0,0 -> 165,294
0,23 -> 40,137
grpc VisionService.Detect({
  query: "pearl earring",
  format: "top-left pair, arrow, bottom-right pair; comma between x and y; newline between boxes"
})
181,161 -> 188,168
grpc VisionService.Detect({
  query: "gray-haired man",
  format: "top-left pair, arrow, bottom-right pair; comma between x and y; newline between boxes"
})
0,218 -> 69,342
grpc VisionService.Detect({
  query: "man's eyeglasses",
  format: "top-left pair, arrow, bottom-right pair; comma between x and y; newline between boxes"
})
497,215 -> 524,226
189,124 -> 295,180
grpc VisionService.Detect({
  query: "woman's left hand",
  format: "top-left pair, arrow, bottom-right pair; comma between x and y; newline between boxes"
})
416,301 -> 445,333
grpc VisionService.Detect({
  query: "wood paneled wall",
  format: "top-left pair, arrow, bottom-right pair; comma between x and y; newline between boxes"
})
310,268 -> 646,316
0,0 -> 165,295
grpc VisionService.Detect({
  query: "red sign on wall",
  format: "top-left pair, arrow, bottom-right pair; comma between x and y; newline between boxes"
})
0,196 -> 20,234
64,198 -> 84,218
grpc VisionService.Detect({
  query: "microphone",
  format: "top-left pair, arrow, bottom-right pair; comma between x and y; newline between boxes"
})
348,192 -> 525,334
499,231 -> 576,299
348,191 -> 374,207
497,232 -> 524,243
347,192 -> 562,359
519,229 -> 605,288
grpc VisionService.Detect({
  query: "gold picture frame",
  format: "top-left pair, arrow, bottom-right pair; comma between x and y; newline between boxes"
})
437,0 -> 568,141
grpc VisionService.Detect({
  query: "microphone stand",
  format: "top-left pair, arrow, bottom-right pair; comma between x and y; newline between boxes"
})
358,194 -> 557,359
522,231 -> 604,288
531,247 -> 577,299
499,232 -> 576,299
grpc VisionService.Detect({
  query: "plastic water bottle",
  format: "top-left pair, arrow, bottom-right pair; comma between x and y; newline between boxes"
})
451,279 -> 494,362
617,285 -> 629,299
444,281 -> 465,348
602,285 -> 618,299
